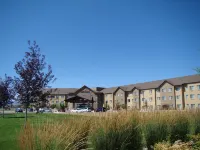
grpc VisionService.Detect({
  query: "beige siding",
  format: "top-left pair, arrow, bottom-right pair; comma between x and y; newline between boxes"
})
140,89 -> 155,110
160,83 -> 175,108
175,86 -> 184,109
114,89 -> 125,108
48,94 -> 66,105
184,83 -> 200,109
126,89 -> 140,109
104,94 -> 113,109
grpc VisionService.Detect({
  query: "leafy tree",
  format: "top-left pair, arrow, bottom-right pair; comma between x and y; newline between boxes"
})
0,75 -> 14,118
14,41 -> 56,121
50,104 -> 56,109
60,103 -> 65,112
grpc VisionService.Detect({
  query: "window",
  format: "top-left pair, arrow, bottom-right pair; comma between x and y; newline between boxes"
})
56,95 -> 59,99
186,95 -> 188,100
162,88 -> 166,92
190,86 -> 195,91
134,98 -> 138,102
110,100 -> 112,103
169,96 -> 173,100
56,101 -> 59,104
61,95 -> 65,98
156,89 -> 160,92
157,97 -> 160,100
149,90 -> 152,94
105,100 -> 108,103
134,91 -> 138,96
141,91 -> 144,94
198,94 -> 200,100
142,98 -> 145,101
149,97 -> 152,102
187,104 -> 190,108
191,104 -> 195,108
198,104 -> 200,108
190,94 -> 195,100
128,99 -> 130,102
121,93 -> 123,96
176,87 -> 181,91
162,96 -> 166,100
197,85 -> 200,90
168,88 -> 172,92
176,95 -> 180,100
51,95 -> 55,98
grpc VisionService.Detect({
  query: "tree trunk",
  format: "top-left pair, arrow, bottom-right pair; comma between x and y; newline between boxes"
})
2,105 -> 4,118
25,106 -> 28,122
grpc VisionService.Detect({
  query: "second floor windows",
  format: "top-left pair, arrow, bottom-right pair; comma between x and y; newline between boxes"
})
198,94 -> 200,100
186,95 -> 188,100
198,85 -> 200,90
169,96 -> 173,100
190,94 -> 195,100
176,87 -> 181,91
157,97 -> 160,100
149,90 -> 152,94
176,95 -> 180,100
190,86 -> 195,91
168,88 -> 172,92
162,96 -> 166,100
162,88 -> 166,92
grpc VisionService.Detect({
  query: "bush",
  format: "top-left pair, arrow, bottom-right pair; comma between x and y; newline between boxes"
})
169,116 -> 190,143
19,118 -> 91,150
50,104 -> 56,109
89,112 -> 143,150
145,121 -> 169,149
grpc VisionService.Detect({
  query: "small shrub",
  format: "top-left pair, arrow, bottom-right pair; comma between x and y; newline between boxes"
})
145,121 -> 169,149
50,104 -> 56,109
169,116 -> 190,143
194,110 -> 200,134
90,113 -> 143,150
19,117 -> 92,150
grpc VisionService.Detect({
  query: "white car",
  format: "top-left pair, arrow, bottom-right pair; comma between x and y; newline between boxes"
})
71,108 -> 91,113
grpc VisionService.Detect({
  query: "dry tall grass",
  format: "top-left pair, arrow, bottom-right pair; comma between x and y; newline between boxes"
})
18,110 -> 200,150
19,117 -> 92,150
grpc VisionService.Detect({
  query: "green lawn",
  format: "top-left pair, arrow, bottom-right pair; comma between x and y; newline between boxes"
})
0,113 -> 74,150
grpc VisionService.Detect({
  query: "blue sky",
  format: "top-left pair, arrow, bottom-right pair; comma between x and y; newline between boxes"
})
0,0 -> 200,88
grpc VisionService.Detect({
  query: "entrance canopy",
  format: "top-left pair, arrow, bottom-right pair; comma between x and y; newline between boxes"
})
65,93 -> 95,103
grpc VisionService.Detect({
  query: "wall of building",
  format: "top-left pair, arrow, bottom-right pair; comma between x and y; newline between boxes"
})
160,82 -> 175,108
48,94 -> 66,105
175,86 -> 184,109
104,93 -> 114,109
126,89 -> 140,109
114,89 -> 126,108
140,89 -> 156,110
184,83 -> 200,109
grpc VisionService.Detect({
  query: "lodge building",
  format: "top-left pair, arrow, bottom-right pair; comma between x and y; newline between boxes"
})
46,74 -> 200,110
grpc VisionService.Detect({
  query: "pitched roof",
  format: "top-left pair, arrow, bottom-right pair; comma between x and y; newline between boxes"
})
101,87 -> 118,94
46,88 -> 78,94
101,74 -> 200,93
122,74 -> 200,90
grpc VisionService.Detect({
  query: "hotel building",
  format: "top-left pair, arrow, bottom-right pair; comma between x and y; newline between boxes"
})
46,74 -> 200,110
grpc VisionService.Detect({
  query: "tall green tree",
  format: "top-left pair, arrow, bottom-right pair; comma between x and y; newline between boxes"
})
0,75 -> 14,118
14,41 -> 56,121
